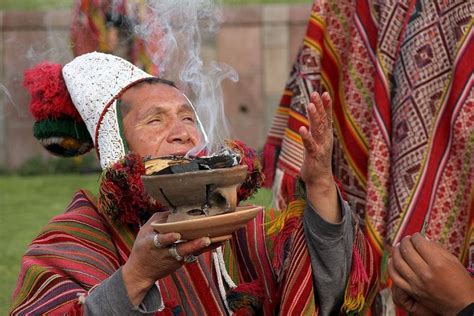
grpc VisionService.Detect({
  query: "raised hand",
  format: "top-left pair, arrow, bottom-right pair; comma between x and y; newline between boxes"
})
299,92 -> 340,223
299,92 -> 334,188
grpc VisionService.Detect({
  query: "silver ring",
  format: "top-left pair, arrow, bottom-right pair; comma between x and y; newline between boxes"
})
184,255 -> 197,264
168,244 -> 183,262
153,233 -> 163,249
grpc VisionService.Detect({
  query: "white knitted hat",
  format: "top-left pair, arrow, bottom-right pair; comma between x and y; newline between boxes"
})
62,52 -> 206,169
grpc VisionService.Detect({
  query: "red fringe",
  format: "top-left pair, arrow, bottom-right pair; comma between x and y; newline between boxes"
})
262,142 -> 278,188
226,140 -> 264,202
348,244 -> 369,297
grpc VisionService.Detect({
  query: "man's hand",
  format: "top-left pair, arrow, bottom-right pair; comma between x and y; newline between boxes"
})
391,283 -> 436,316
389,233 -> 474,315
299,92 -> 340,223
122,212 -> 221,305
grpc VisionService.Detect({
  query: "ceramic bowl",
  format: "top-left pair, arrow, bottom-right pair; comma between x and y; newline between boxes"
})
141,165 -> 248,222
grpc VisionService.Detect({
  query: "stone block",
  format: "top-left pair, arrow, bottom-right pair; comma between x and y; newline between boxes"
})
264,47 -> 288,95
289,3 -> 312,22
222,75 -> 265,150
262,4 -> 289,23
216,26 -> 261,76
222,5 -> 262,25
44,9 -> 72,28
3,11 -> 46,29
3,29 -> 60,168
216,25 -> 265,149
263,24 -> 288,48
289,24 -> 307,62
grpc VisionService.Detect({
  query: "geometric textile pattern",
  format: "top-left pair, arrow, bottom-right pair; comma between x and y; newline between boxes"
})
262,0 -> 474,289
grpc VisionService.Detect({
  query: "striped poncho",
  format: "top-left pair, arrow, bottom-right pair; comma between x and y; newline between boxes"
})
10,189 -> 377,315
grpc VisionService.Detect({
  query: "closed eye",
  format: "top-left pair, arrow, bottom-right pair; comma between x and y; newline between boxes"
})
147,117 -> 162,124
182,116 -> 195,123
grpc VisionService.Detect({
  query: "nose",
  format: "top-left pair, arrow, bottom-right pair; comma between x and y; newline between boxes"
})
166,120 -> 191,144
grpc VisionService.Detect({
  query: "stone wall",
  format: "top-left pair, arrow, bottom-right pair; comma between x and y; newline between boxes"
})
0,4 -> 311,169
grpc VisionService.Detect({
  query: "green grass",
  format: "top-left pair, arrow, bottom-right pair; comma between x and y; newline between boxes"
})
0,0 -> 73,10
0,174 -> 100,314
0,174 -> 272,314
0,0 -> 311,10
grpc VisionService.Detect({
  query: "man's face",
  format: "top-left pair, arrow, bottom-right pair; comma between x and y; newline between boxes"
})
120,83 -> 202,158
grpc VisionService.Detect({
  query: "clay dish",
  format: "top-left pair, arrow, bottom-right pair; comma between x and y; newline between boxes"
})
141,165 -> 248,222
151,205 -> 262,241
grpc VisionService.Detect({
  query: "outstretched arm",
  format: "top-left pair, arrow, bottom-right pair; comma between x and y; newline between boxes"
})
299,92 -> 353,314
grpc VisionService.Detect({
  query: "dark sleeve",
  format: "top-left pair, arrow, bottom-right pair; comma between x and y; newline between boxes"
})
457,303 -> 474,316
85,267 -> 164,315
302,190 -> 353,316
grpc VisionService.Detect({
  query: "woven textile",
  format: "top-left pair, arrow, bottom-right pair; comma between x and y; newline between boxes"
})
263,0 -> 474,276
10,190 -> 379,314
9,190 -> 277,315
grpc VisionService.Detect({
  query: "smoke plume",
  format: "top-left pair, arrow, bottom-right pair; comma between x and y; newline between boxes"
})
134,0 -> 238,155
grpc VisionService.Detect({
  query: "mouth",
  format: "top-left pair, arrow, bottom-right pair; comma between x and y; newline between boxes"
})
172,151 -> 189,157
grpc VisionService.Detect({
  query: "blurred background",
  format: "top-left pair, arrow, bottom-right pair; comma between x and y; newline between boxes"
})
0,0 -> 312,312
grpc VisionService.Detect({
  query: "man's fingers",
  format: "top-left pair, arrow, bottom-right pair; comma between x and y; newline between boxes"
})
154,232 -> 181,248
399,235 -> 429,273
306,102 -> 320,137
175,237 -> 212,257
193,242 -> 225,256
392,243 -> 419,286
300,126 -> 318,155
321,92 -> 333,123
410,233 -> 443,263
388,258 -> 412,293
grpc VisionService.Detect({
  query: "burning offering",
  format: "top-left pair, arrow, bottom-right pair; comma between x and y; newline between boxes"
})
142,146 -> 263,241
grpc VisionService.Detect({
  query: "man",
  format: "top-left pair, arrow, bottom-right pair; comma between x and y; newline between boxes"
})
10,52 -> 374,315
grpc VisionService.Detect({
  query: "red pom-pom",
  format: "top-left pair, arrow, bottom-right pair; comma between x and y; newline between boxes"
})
98,152 -> 166,225
226,140 -> 265,202
24,62 -> 82,122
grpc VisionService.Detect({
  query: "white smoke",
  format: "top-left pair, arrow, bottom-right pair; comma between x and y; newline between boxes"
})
0,82 -> 19,120
134,0 -> 238,155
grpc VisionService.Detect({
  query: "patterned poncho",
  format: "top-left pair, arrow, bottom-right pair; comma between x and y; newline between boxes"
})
263,0 -> 474,290
10,189 -> 377,315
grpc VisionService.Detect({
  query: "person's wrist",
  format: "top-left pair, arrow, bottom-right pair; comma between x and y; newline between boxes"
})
304,173 -> 335,194
453,288 -> 474,315
122,261 -> 155,304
